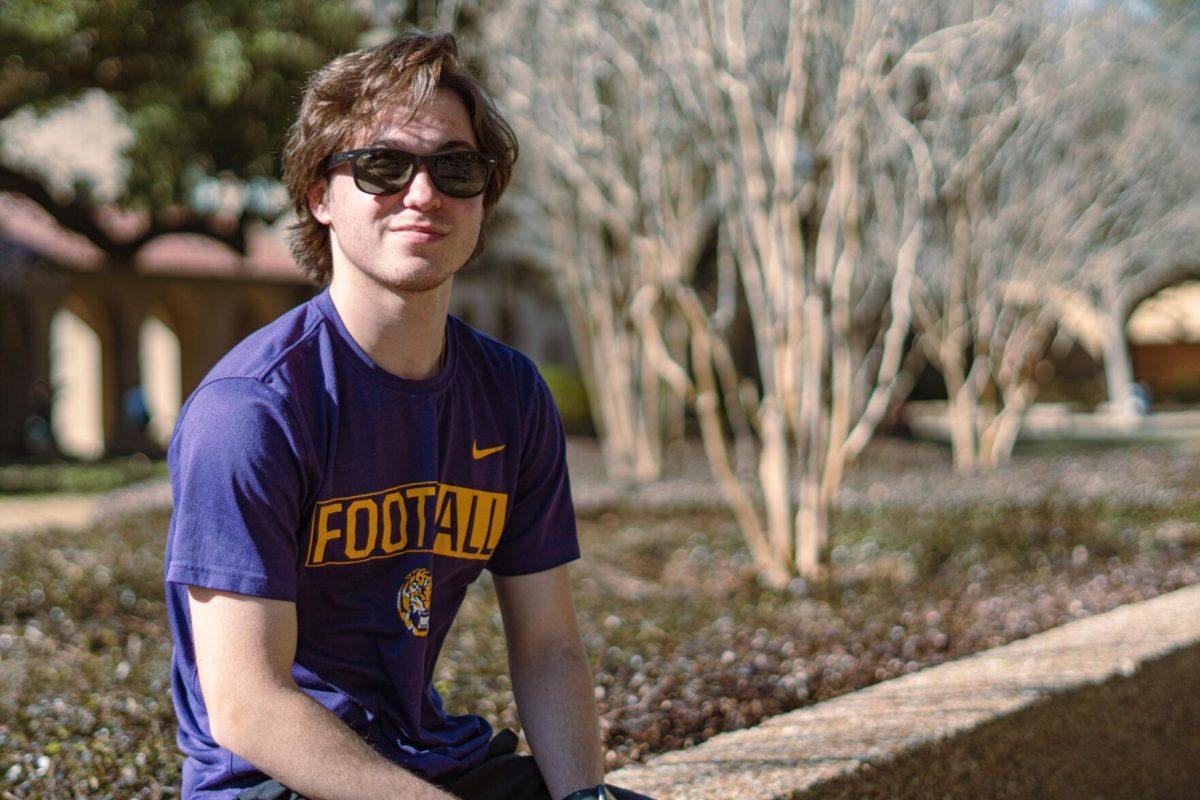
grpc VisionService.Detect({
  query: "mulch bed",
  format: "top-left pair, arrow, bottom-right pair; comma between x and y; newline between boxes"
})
2,442 -> 1199,797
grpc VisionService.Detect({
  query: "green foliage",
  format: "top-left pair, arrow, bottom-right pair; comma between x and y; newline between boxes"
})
0,457 -> 165,495
537,363 -> 594,436
0,0 -> 371,212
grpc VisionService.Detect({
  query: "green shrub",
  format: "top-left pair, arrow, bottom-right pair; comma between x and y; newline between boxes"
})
0,457 -> 166,495
537,363 -> 594,436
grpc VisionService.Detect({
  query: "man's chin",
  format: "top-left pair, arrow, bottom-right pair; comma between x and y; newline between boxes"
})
378,263 -> 458,294
390,276 -> 451,294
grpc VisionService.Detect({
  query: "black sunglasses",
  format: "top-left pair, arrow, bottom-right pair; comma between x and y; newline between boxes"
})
325,148 -> 495,199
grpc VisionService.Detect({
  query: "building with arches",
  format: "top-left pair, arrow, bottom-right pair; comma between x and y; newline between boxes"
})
0,193 -> 572,459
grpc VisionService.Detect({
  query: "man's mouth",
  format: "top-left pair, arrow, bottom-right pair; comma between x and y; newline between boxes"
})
390,224 -> 448,243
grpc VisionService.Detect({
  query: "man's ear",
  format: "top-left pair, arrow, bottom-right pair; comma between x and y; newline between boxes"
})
308,178 -> 332,225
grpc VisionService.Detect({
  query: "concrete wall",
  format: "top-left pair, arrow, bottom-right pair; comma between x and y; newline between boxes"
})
802,643 -> 1200,800
609,585 -> 1200,800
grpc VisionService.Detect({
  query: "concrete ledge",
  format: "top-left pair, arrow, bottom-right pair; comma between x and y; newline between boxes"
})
608,584 -> 1200,799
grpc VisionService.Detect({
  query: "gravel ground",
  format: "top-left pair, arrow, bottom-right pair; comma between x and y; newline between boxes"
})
2,439 -> 1199,797
75,436 -> 1200,522
566,437 -> 1200,515
834,438 -> 1200,511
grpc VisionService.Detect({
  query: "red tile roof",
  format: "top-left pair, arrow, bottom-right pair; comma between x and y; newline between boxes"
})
0,192 -> 105,270
0,192 -> 306,282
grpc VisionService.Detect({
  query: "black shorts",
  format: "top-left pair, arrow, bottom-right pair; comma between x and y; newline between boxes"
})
235,729 -> 655,800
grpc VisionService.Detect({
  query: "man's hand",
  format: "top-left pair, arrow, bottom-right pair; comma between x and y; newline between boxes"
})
188,586 -> 457,800
493,565 -> 605,800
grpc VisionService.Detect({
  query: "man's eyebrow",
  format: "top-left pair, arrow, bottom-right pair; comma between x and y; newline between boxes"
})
367,138 -> 477,151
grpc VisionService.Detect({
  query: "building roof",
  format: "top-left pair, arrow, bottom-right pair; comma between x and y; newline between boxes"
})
0,192 -> 306,283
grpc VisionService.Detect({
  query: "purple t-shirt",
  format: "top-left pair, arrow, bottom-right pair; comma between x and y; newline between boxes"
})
163,289 -> 580,799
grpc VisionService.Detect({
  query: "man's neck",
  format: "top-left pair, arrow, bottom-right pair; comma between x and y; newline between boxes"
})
327,270 -> 451,381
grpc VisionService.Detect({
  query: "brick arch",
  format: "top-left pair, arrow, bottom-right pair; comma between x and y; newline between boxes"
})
142,297 -> 180,339
150,283 -> 239,397
1125,279 -> 1200,401
0,290 -> 24,351
138,303 -> 183,448
0,254 -> 315,457
237,286 -> 297,333
0,290 -> 30,453
48,295 -> 108,459
58,289 -> 111,340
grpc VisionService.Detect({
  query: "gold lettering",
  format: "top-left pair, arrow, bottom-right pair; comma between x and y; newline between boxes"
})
312,503 -> 344,564
433,487 -> 459,556
485,493 -> 508,552
406,485 -> 437,549
344,499 -> 378,560
459,492 -> 480,555
380,492 -> 407,553
307,482 -> 507,566
468,494 -> 493,553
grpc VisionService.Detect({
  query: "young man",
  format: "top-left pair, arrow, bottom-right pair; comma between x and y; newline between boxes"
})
163,32 -> 652,800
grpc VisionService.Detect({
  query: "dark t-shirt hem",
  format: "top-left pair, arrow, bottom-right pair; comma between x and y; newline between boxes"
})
167,562 -> 296,602
487,547 -> 581,577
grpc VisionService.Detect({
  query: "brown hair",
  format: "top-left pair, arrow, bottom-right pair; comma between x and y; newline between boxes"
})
281,31 -> 518,286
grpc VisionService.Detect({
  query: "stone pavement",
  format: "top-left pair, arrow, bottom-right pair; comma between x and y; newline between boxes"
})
0,477 -> 172,536
0,493 -> 102,536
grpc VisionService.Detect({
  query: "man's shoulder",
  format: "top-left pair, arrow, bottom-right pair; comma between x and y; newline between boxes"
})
204,296 -> 327,386
172,298 -> 331,444
451,315 -> 543,385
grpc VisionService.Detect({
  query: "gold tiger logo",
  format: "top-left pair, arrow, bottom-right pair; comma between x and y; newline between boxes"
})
397,568 -> 432,637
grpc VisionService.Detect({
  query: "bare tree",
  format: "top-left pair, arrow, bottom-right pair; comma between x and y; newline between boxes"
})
633,0 -> 983,584
913,2 -> 1200,471
909,3 -> 1060,471
1054,7 -> 1200,419
479,0 -> 1195,582
480,0 -> 715,482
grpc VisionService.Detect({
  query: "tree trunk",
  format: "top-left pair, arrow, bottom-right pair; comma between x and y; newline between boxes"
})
1100,309 -> 1141,422
758,398 -> 793,571
595,323 -> 662,482
981,385 -> 1029,467
940,342 -> 978,473
794,482 -> 828,581
566,295 -> 664,483
662,314 -> 688,451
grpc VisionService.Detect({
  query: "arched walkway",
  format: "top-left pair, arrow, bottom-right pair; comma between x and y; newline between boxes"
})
140,309 -> 182,448
49,300 -> 105,459
1126,280 -> 1200,402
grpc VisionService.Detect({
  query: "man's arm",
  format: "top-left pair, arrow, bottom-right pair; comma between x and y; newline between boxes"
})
188,586 -> 457,800
493,564 -> 605,800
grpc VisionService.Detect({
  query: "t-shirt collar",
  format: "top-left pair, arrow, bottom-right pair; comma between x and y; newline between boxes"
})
314,288 -> 459,395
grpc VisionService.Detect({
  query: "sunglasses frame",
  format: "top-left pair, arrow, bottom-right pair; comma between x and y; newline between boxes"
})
324,147 -> 496,199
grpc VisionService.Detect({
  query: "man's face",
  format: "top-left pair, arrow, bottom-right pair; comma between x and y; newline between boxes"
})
309,87 -> 485,294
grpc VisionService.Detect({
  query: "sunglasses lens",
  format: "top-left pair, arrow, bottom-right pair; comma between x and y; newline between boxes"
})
431,152 -> 490,198
355,150 -> 416,194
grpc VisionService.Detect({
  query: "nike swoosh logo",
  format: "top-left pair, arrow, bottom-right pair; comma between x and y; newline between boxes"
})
472,441 -> 506,460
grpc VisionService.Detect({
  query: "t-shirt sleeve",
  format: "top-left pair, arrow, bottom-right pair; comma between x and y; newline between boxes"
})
487,367 -> 580,576
164,377 -> 310,601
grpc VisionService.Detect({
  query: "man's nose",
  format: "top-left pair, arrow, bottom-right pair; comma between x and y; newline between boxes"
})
402,164 -> 441,209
